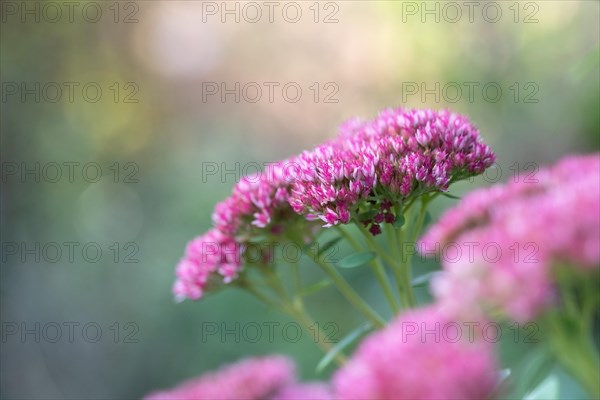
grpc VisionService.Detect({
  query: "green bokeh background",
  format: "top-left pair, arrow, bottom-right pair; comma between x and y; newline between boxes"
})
1,1 -> 598,398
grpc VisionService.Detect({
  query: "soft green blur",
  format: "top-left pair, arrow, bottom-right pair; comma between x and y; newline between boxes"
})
1,1 -> 598,398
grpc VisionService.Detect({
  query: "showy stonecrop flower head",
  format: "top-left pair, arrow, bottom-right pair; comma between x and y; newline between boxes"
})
420,153 -> 600,322
289,108 -> 495,231
144,355 -> 327,400
173,107 -> 495,301
172,229 -> 244,301
213,157 -> 317,238
174,157 -> 322,301
333,306 -> 499,399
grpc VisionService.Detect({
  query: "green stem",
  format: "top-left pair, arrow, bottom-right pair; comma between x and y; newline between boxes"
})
355,221 -> 414,308
370,258 -> 400,313
401,197 -> 417,215
241,272 -> 347,365
290,262 -> 302,298
283,258 -> 347,365
259,264 -> 289,301
402,196 -> 434,306
355,222 -> 398,269
289,304 -> 347,364
336,225 -> 399,313
545,314 -> 600,398
335,225 -> 361,251
385,222 -> 412,308
240,281 -> 286,313
314,257 -> 386,328
541,271 -> 600,399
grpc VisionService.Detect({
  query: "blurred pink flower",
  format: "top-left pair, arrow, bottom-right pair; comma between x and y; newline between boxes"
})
430,230 -> 553,323
333,306 -> 499,399
420,153 -> 600,321
272,383 -> 332,400
145,355 -> 295,400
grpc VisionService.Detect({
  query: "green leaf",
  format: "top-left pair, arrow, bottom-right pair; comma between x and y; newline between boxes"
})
411,271 -> 439,288
441,192 -> 461,200
300,279 -> 333,296
316,323 -> 372,373
358,210 -> 378,221
393,215 -> 405,229
498,368 -> 511,383
489,369 -> 512,399
511,347 -> 555,399
245,234 -> 269,243
338,251 -> 376,268
524,374 -> 559,400
423,211 -> 432,226
317,236 -> 342,257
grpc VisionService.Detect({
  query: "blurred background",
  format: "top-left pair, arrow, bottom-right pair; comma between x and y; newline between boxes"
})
1,1 -> 598,398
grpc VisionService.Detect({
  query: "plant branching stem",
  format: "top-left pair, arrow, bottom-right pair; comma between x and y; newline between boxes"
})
314,257 -> 386,328
336,225 -> 399,313
355,221 -> 415,308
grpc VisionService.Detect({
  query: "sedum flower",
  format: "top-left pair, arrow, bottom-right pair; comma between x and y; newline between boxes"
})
174,158 -> 319,301
333,306 -> 499,399
289,108 -> 495,229
212,157 -> 302,236
288,142 -> 376,227
172,229 -> 244,301
420,153 -> 600,322
173,107 -> 495,300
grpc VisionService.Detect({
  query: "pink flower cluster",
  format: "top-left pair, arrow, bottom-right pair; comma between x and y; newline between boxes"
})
173,229 -> 244,301
212,159 -> 298,236
173,108 -> 494,300
272,383 -> 333,400
420,153 -> 600,322
289,108 -> 495,229
174,158 -> 314,300
333,306 -> 499,399
145,355 -> 332,400
289,142 -> 376,227
145,319 -> 499,400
